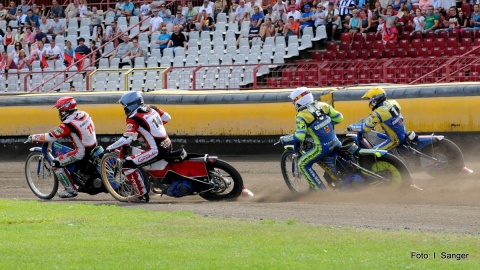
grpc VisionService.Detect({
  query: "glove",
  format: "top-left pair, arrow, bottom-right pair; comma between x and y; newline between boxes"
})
106,144 -> 115,152
280,134 -> 294,145
25,135 -> 34,143
347,126 -> 353,132
347,124 -> 362,132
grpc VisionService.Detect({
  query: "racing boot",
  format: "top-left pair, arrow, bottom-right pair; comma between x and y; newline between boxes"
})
322,155 -> 339,188
241,186 -> 254,197
122,168 -> 147,203
52,167 -> 78,198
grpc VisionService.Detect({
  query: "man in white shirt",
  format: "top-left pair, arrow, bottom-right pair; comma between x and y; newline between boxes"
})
46,39 -> 62,61
234,0 -> 249,24
140,2 -> 151,18
198,0 -> 213,18
286,4 -> 301,22
314,4 -> 327,27
149,9 -> 163,34
272,0 -> 287,17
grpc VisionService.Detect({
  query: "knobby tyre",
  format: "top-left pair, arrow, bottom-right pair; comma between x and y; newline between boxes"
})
24,151 -> 58,199
280,149 -> 313,193
359,153 -> 411,189
200,159 -> 243,201
421,139 -> 464,178
100,152 -> 150,202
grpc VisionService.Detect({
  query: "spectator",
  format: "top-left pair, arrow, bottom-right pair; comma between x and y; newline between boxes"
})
23,27 -> 35,47
419,0 -> 432,13
272,0 -> 288,17
17,0 -> 30,14
265,6 -> 279,25
260,17 -> 275,40
114,0 -> 125,17
10,42 -> 22,64
75,37 -> 91,55
278,8 -> 288,23
359,10 -> 371,38
385,21 -> 398,43
251,5 -> 265,25
158,3 -> 173,25
25,9 -> 40,28
140,1 -> 152,18
89,40 -> 101,68
338,0 -> 356,27
314,4 -> 327,28
199,10 -> 215,31
107,21 -> 123,48
65,0 -> 80,20
3,26 -> 13,51
49,15 -> 66,40
34,27 -> 49,44
0,3 -> 7,21
16,49 -> 31,71
149,9 -> 163,34
14,26 -> 24,44
286,4 -> 301,22
95,25 -> 106,46
64,40 -> 75,57
199,0 -> 214,18
46,40 -> 62,61
234,0 -> 249,24
35,40 -> 48,59
167,25 -> 187,55
376,16 -> 386,39
32,4 -> 47,18
274,19 -> 285,40
118,0 -> 135,20
49,0 -> 65,19
86,7 -> 107,33
173,11 -> 187,31
121,38 -> 143,67
109,36 -> 131,63
466,4 -> 480,31
214,0 -> 228,19
78,0 -> 88,19
457,10 -> 470,29
299,4 -> 314,32
236,18 -> 261,46
441,6 -> 459,32
6,1 -> 17,23
392,0 -> 405,11
325,2 -> 339,41
378,6 -> 399,28
16,9 -> 28,27
423,5 -> 439,32
318,0 -> 330,9
156,26 -> 171,55
183,2 -> 199,25
0,51 -> 8,74
39,16 -> 49,34
346,9 -> 361,39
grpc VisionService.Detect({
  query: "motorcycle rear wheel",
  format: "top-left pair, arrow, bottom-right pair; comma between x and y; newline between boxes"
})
25,152 -> 58,200
280,149 -> 314,194
200,159 -> 244,201
421,139 -> 464,178
359,154 -> 410,189
99,152 -> 150,202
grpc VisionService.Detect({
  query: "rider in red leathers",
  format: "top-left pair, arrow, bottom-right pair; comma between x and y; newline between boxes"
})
28,97 -> 97,198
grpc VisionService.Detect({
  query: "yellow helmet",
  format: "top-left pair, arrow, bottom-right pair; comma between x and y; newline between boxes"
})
362,87 -> 387,110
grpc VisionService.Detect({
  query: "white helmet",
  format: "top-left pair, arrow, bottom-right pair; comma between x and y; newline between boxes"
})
289,87 -> 314,111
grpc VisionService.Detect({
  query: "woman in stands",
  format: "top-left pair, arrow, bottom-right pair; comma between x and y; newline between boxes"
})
95,25 -> 106,46
359,9 -> 371,39
23,27 -> 35,48
78,0 -> 89,20
16,49 -> 31,72
10,42 -> 22,66
410,8 -> 425,36
274,19 -> 286,40
14,26 -> 25,46
457,9 -> 470,30
3,26 -> 14,52
391,0 -> 405,12
347,10 -> 361,41
260,17 -> 275,41
64,40 -> 75,57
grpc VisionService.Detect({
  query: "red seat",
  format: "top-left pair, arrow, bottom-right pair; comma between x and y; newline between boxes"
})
346,50 -> 358,60
353,32 -> 363,42
366,32 -> 377,42
418,47 -> 430,57
370,49 -> 382,59
400,31 -> 410,41
397,66 -> 410,84
431,47 -> 443,57
386,41 -> 396,51
359,49 -> 370,60
382,49 -> 392,59
370,66 -> 383,83
444,47 -> 455,57
339,41 -> 349,51
394,47 -> 406,58
323,51 -> 335,61
336,50 -> 346,61
331,68 -> 344,86
358,68 -> 370,84
280,77 -> 290,87
425,31 -> 436,39
449,29 -> 459,41
385,67 -> 396,83
411,39 -> 422,50
266,77 -> 278,88
398,39 -> 409,51
292,76 -> 304,87
312,51 -> 322,61
362,41 -> 372,51
327,42 -> 337,52
434,38 -> 445,48
341,32 -> 351,43
454,71 -> 468,82
456,46 -> 468,55
319,68 -> 331,86
411,31 -> 422,40
437,30 -> 448,40
344,69 -> 357,85
460,37 -> 472,48
293,68 -> 306,81
411,66 -> 423,81
462,3 -> 472,17
304,76 -> 317,87
373,40 -> 384,51
407,48 -> 418,58
446,37 -> 458,48
462,29 -> 473,39
351,41 -> 362,51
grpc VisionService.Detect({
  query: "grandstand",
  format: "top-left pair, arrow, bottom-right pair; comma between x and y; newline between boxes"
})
1,1 -> 479,93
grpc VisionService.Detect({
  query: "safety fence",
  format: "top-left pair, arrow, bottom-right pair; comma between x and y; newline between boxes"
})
89,67 -> 168,91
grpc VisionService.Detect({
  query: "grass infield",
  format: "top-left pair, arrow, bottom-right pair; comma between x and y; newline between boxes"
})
0,199 -> 478,269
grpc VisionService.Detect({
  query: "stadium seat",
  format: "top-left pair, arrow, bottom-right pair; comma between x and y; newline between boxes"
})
411,31 -> 422,40
382,49 -> 392,59
339,41 -> 349,51
437,30 -> 448,40
323,51 -> 335,61
340,32 -> 350,43
407,48 -> 418,58
434,38 -> 445,48
312,25 -> 327,42
418,47 -> 429,58
336,50 -> 346,61
431,47 -> 443,57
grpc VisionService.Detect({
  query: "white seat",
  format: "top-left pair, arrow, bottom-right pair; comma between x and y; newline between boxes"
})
185,55 -> 196,66
173,56 -> 184,67
215,22 -> 226,34
110,57 -> 120,68
174,47 -> 185,58
312,25 -> 328,41
79,26 -> 91,40
284,38 -> 299,59
189,31 -> 200,42
200,30 -> 210,41
238,38 -> 249,48
166,23 -> 174,32
209,55 -> 220,65
187,46 -> 198,58
104,17 -> 114,26
151,49 -> 161,62
234,54 -> 245,65
93,80 -> 107,91
117,17 -> 127,27
212,30 -> 223,42
147,57 -> 158,67
247,53 -> 258,64
162,48 -> 174,60
221,54 -> 233,65
134,57 -> 145,68
273,51 -> 285,64
197,54 -> 209,66
68,18 -> 78,29
274,43 -> 286,54
130,16 -> 139,26
238,46 -> 249,56
298,34 -> 313,51
140,17 -> 151,31
80,18 -> 90,28
129,26 -> 140,38
160,56 -> 171,67
217,13 -> 227,23
226,46 -> 236,56
264,37 -> 275,50
228,22 -> 238,33
238,21 -> 249,35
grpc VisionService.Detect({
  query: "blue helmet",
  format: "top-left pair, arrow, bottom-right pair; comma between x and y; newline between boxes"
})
119,91 -> 144,116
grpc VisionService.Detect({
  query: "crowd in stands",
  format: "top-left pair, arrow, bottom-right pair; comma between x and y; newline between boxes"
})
0,0 -> 480,91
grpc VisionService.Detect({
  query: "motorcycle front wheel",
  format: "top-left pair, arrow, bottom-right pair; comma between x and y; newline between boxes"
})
421,139 -> 465,178
24,152 -> 58,200
280,149 -> 314,194
359,153 -> 411,189
99,152 -> 150,202
200,159 -> 244,201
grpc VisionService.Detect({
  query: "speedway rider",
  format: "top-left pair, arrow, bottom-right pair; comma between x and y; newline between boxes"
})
347,87 -> 406,150
28,97 -> 97,198
280,87 -> 344,190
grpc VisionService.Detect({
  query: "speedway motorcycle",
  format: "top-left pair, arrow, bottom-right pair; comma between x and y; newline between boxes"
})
343,119 -> 466,177
99,145 -> 244,202
24,141 -> 112,199
277,136 -> 411,193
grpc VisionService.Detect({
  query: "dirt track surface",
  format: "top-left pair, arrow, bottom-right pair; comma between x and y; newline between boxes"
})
2,155 -> 479,235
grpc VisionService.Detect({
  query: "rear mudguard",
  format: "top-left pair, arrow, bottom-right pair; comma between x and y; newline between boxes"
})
29,147 -> 43,152
416,135 -> 444,151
